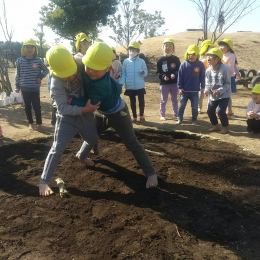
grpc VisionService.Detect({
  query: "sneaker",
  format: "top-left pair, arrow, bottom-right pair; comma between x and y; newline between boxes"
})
132,118 -> 137,122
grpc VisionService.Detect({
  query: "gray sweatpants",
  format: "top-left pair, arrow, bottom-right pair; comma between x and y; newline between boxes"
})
94,105 -> 156,177
40,113 -> 99,184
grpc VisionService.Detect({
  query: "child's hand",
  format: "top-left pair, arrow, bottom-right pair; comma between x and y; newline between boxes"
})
36,78 -> 42,84
179,89 -> 184,95
164,76 -> 169,81
248,111 -> 259,119
140,70 -> 145,75
213,89 -> 219,96
15,89 -> 20,93
82,99 -> 100,113
204,90 -> 209,96
171,74 -> 175,79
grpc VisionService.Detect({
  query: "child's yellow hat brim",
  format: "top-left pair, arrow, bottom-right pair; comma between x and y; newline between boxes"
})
205,48 -> 223,59
199,40 -> 216,55
21,39 -> 38,57
185,45 -> 200,61
46,46 -> 77,78
252,84 -> 260,94
75,33 -> 92,52
217,38 -> 234,52
128,41 -> 140,49
82,42 -> 113,71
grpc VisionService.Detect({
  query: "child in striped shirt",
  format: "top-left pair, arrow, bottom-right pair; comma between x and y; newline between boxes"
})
15,39 -> 49,131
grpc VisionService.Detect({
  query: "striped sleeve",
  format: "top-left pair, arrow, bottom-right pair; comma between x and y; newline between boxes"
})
37,59 -> 49,79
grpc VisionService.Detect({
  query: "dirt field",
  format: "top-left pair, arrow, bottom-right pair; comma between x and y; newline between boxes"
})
1,131 -> 260,259
1,31 -> 260,259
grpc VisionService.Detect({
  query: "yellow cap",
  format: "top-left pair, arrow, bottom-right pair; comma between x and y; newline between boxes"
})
163,38 -> 175,45
128,41 -> 140,49
75,33 -> 92,51
217,38 -> 234,52
205,48 -> 223,59
82,42 -> 113,70
252,84 -> 260,94
111,46 -> 116,53
185,45 -> 200,60
46,46 -> 77,78
21,39 -> 38,57
199,40 -> 216,55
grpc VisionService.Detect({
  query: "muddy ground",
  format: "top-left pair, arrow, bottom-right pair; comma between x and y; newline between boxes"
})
1,131 -> 260,260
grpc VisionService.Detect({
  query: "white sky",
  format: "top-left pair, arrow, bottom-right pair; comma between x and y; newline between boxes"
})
1,0 -> 260,51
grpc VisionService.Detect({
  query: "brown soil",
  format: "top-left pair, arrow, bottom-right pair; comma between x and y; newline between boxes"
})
1,131 -> 260,259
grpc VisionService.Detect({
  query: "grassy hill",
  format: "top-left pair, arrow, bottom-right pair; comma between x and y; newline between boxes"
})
116,31 -> 260,71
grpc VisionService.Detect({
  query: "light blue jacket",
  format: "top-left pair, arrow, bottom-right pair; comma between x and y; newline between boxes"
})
119,56 -> 148,90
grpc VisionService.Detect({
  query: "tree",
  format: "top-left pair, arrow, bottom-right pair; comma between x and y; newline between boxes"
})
109,0 -> 166,49
40,0 -> 118,41
190,0 -> 260,43
0,0 -> 15,66
33,9 -> 50,60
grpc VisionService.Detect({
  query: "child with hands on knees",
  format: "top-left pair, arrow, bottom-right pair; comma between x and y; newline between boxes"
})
120,41 -> 148,122
218,39 -> 237,117
156,38 -> 181,121
246,84 -> 260,135
177,45 -> 205,125
204,48 -> 231,134
39,46 -> 100,197
15,39 -> 49,131
70,42 -> 158,189
198,40 -> 216,113
110,47 -> 122,82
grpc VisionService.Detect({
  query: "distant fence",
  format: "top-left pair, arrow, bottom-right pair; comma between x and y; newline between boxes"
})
186,29 -> 203,31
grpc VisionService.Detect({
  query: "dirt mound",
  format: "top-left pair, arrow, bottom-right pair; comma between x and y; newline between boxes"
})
1,131 -> 260,259
116,31 -> 260,70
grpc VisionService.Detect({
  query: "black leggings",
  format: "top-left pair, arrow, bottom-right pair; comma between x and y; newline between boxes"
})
129,93 -> 145,118
22,91 -> 42,125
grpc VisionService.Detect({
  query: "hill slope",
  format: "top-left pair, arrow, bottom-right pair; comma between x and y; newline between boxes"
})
116,31 -> 260,70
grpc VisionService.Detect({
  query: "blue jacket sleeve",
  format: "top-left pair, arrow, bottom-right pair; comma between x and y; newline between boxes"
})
199,62 -> 206,89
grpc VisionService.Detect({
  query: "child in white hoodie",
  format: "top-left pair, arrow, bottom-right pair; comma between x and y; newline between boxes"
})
246,84 -> 260,135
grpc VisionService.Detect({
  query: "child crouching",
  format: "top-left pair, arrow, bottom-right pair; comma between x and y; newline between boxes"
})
246,84 -> 260,135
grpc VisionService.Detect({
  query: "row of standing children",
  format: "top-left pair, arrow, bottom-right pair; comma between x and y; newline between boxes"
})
154,37 -> 242,134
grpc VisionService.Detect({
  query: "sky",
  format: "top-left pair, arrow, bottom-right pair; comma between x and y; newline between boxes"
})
1,0 -> 260,51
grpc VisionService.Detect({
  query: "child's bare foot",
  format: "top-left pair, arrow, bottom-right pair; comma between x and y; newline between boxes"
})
192,121 -> 197,126
39,183 -> 54,196
146,174 -> 158,188
219,126 -> 229,134
0,135 -> 4,140
76,155 -> 95,166
160,117 -> 166,121
175,121 -> 182,125
37,124 -> 42,131
29,124 -> 34,130
208,125 -> 220,132
248,131 -> 255,135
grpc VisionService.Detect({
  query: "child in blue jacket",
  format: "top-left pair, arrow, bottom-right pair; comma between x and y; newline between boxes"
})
177,45 -> 205,125
119,41 -> 148,122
